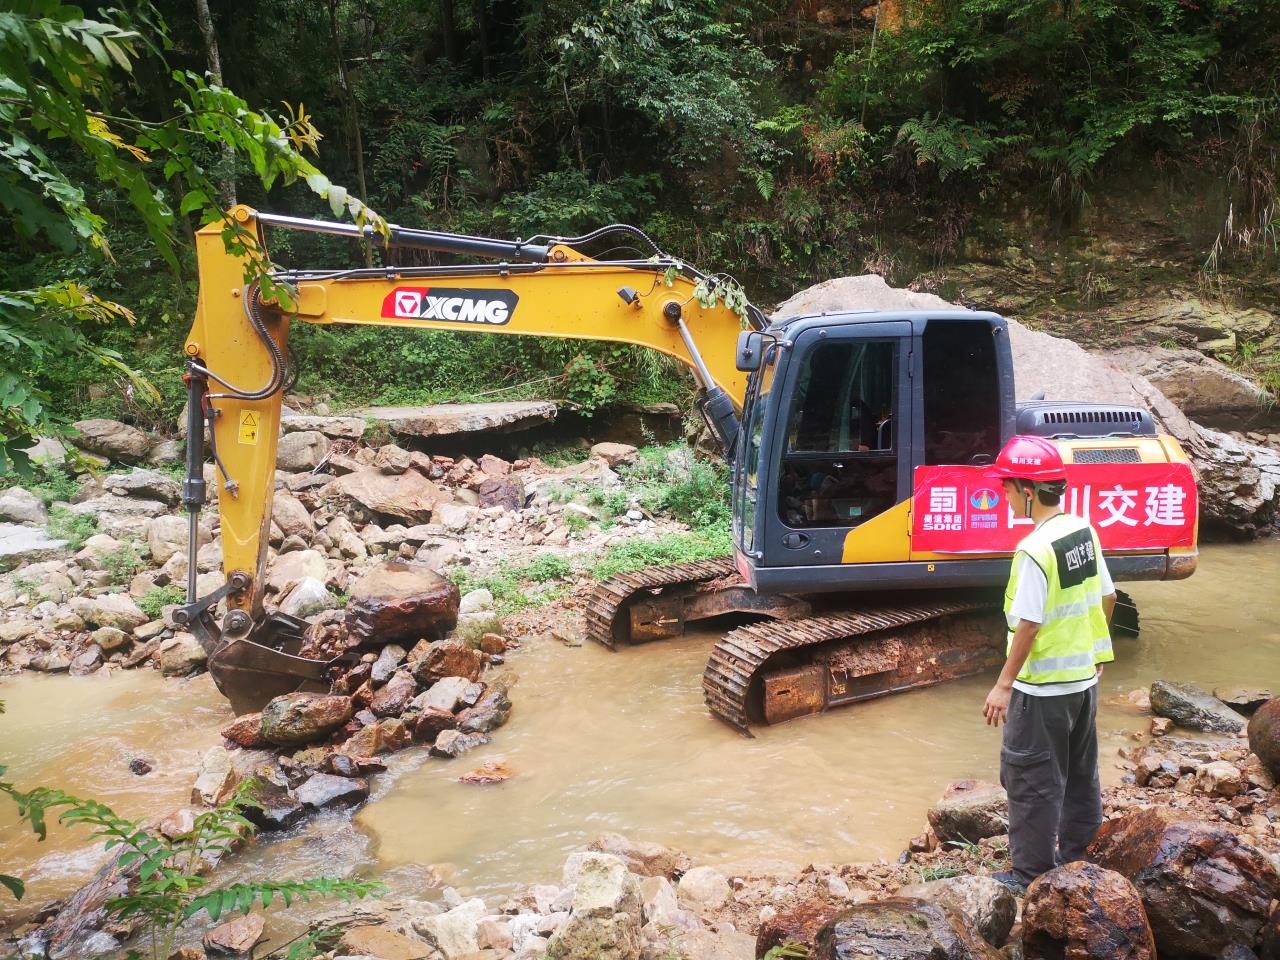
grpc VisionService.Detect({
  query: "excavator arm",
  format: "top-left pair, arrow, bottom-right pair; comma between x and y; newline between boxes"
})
176,206 -> 761,712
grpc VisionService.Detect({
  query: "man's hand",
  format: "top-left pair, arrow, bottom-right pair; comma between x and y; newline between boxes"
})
984,682 -> 1012,727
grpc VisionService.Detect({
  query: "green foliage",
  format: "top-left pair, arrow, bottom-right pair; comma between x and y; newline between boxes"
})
0,772 -> 382,959
518,554 -> 573,583
45,504 -> 96,549
451,553 -> 576,614
589,529 -> 731,580
138,584 -> 185,619
561,354 -> 617,414
102,542 -> 145,585
0,2 -> 381,476
762,945 -> 809,960
621,444 -> 731,532
23,463 -> 79,504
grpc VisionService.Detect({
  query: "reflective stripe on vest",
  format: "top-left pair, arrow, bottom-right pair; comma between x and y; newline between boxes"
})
1004,513 -> 1114,685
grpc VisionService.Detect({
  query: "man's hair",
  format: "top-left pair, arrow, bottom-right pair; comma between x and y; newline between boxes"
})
1036,487 -> 1062,507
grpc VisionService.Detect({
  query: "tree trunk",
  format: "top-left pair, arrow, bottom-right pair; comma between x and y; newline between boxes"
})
193,0 -> 236,208
474,0 -> 491,81
326,0 -> 372,266
441,0 -> 457,62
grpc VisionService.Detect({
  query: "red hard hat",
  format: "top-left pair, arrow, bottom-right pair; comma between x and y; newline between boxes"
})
991,435 -> 1067,482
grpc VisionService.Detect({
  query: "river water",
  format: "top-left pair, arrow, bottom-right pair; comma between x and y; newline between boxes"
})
2,543 -> 1277,931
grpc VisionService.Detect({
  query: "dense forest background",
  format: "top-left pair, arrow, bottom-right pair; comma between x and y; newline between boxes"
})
4,0 -> 1279,448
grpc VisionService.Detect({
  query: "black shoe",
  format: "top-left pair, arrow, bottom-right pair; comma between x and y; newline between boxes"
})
991,870 -> 1027,896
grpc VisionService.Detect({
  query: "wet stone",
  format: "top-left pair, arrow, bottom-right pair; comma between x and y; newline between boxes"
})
203,912 -> 265,958
757,898 -> 841,958
1022,862 -> 1155,960
221,712 -> 270,750
928,780 -> 1009,843
897,875 -> 1016,948
1150,680 -> 1246,733
1247,698 -> 1280,781
1087,806 -> 1280,957
371,643 -> 407,684
69,644 -> 103,676
128,757 -> 153,776
412,707 -> 458,744
259,692 -> 354,747
1214,687 -> 1273,715
294,772 -> 369,809
370,670 -> 417,717
587,833 -> 691,881
430,728 -> 489,759
411,640 -> 483,685
242,780 -> 305,832
458,686 -> 513,733
814,898 -> 1001,960
345,559 -> 460,644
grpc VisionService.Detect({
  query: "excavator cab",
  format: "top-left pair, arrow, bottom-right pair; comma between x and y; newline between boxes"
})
733,311 -> 1014,593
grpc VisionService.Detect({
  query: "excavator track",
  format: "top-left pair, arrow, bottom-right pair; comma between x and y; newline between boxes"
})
583,556 -> 739,649
703,598 -> 1003,735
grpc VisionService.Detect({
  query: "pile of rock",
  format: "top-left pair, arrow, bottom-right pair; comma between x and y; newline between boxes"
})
0,431 -> 668,680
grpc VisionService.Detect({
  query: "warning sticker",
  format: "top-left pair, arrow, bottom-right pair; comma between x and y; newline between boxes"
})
238,410 -> 260,445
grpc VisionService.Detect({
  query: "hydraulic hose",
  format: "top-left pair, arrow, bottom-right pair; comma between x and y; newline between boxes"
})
190,282 -> 291,403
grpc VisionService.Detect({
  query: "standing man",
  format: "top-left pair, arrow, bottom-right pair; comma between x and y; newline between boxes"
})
982,435 -> 1116,894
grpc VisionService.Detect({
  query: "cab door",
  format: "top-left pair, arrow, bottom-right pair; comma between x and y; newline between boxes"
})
759,321 -> 913,568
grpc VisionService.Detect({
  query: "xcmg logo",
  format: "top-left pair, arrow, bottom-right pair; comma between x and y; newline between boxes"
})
380,287 -> 518,326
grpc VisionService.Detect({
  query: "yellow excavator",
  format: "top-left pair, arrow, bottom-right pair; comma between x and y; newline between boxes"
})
178,206 -> 1199,731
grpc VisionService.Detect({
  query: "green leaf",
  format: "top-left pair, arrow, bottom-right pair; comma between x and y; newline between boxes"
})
0,874 -> 25,900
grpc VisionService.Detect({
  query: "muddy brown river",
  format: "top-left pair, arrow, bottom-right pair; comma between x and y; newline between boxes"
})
2,543 -> 1277,933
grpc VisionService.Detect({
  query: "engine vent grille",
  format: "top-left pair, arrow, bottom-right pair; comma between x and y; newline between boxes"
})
1043,409 -> 1145,425
1073,447 -> 1141,464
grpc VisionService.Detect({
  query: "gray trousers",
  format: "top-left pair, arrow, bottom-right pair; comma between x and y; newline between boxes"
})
999,685 -> 1103,885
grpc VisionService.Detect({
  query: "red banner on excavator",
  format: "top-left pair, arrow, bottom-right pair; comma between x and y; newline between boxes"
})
911,463 -> 1198,553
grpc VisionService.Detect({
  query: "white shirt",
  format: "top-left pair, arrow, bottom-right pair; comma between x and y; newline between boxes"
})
1008,521 -> 1114,697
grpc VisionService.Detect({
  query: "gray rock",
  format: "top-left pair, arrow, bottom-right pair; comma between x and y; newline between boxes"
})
0,486 -> 47,524
91,626 -> 131,652
458,588 -> 494,614
546,853 -> 643,960
271,491 -> 314,538
71,418 -> 153,461
411,897 -> 488,959
458,686 -> 512,734
280,413 -> 367,439
69,644 -> 104,676
276,430 -> 331,471
22,437 -> 67,466
146,440 -> 181,465
417,676 -> 473,713
928,780 -> 1009,843
429,728 -> 489,758
1214,687 -> 1273,715
896,875 -> 1016,948
102,468 -> 181,505
158,632 -> 207,676
1150,680 -> 1246,733
1107,345 -> 1270,417
370,644 -> 407,685
326,467 -> 447,524
71,593 -> 148,631
354,401 -> 558,438
278,577 -> 331,618
294,772 -> 369,809
677,866 -> 730,908
814,898 -> 1000,960
0,523 -> 68,567
265,549 -> 328,594
70,495 -> 167,518
147,514 -> 194,564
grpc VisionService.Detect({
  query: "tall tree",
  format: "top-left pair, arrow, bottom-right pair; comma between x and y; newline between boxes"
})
193,0 -> 236,207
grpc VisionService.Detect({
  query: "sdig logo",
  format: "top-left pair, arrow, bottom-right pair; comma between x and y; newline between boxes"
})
380,287 -> 518,325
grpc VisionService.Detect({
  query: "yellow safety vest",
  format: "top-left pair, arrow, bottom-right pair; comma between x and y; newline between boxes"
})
1003,513 -> 1113,685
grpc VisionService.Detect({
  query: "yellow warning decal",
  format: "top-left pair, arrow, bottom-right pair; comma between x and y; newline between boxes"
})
238,410 -> 260,445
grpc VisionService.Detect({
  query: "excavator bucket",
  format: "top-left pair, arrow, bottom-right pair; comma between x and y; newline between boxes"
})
194,612 -> 338,716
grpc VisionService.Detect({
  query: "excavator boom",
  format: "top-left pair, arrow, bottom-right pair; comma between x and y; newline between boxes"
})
178,206 -> 758,711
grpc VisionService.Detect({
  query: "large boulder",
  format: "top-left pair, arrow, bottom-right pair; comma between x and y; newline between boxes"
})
71,418 -> 153,461
71,593 -> 147,631
346,560 -> 459,644
1107,346 -> 1271,418
355,401 -> 558,438
259,692 -> 353,746
1021,862 -> 1155,960
326,466 -> 448,524
275,430 -> 330,471
146,514 -> 207,564
1149,680 -> 1246,733
277,577 -> 330,618
0,486 -> 47,525
411,897 -> 489,959
896,875 -> 1016,948
1087,806 -> 1280,958
927,780 -> 1009,843
1247,698 -> 1280,780
271,492 -> 314,538
102,468 -> 181,505
813,898 -> 1001,960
